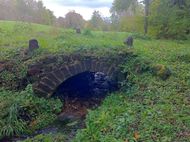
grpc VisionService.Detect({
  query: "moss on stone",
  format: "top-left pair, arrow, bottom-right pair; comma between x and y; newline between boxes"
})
152,64 -> 171,80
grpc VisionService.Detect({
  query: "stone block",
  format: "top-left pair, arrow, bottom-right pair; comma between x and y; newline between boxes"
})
68,65 -> 77,75
84,59 -> 92,71
38,82 -> 54,93
46,73 -> 60,85
53,69 -> 65,81
75,63 -> 83,73
41,77 -> 57,88
27,68 -> 42,76
60,67 -> 70,78
33,87 -> 47,97
81,61 -> 87,72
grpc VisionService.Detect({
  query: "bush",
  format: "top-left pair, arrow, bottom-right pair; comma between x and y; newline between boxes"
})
0,85 -> 62,139
82,29 -> 93,36
151,64 -> 172,80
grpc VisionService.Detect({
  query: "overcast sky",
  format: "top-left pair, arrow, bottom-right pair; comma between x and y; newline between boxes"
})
42,0 -> 114,20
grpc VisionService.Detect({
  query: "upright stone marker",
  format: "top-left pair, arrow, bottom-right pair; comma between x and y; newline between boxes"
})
76,28 -> 81,34
124,36 -> 133,47
29,39 -> 39,51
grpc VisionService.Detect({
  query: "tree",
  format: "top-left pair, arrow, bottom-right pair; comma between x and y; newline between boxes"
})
110,0 -> 144,32
110,13 -> 120,31
64,11 -> 85,29
111,0 -> 139,16
0,0 -> 56,25
171,0 -> 186,8
143,0 -> 151,34
149,0 -> 190,39
90,11 -> 104,30
56,17 -> 65,27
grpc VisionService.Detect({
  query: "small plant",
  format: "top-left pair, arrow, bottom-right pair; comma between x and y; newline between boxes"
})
82,29 -> 93,36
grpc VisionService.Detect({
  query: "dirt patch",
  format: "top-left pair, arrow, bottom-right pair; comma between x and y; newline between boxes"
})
58,94 -> 105,121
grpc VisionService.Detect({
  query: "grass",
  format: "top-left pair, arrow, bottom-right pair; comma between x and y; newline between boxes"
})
74,37 -> 190,141
0,21 -> 129,61
74,49 -> 190,142
0,85 -> 62,139
0,21 -> 190,141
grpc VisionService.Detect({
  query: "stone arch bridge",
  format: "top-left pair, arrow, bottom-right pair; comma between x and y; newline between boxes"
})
28,52 -> 130,98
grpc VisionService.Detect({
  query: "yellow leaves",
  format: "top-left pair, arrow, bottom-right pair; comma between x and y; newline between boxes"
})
134,131 -> 140,140
124,132 -> 140,142
29,120 -> 37,128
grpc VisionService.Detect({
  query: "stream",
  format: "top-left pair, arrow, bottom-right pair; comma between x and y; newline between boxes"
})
2,72 -> 118,142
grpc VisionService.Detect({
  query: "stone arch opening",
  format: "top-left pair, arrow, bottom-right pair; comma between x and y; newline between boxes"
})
33,59 -> 120,98
53,71 -> 118,100
51,71 -> 118,120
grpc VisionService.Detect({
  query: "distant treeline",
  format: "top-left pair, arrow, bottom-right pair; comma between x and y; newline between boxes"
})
0,0 -> 111,30
0,0 -> 190,39
0,0 -> 55,25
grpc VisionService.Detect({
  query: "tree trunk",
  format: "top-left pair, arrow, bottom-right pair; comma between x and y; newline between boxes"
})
144,0 -> 150,35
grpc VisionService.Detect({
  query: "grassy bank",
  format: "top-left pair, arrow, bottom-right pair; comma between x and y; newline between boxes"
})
0,21 -> 190,141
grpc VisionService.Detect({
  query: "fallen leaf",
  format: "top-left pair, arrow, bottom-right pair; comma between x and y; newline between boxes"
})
134,131 -> 140,140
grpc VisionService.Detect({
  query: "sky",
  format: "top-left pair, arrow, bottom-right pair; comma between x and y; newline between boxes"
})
41,0 -> 114,20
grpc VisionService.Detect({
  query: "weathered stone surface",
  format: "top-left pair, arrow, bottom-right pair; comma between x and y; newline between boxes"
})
60,67 -> 70,78
98,62 -> 107,73
33,87 -> 48,97
80,61 -> 87,72
76,28 -> 81,34
94,61 -> 100,72
41,77 -> 57,88
40,56 -> 57,64
46,73 -> 61,85
68,65 -> 77,75
38,82 -> 54,93
29,53 -> 129,97
107,65 -> 116,76
74,63 -> 83,73
27,68 -> 42,76
84,59 -> 92,71
29,39 -> 39,51
92,72 -> 118,96
124,36 -> 133,47
53,70 -> 65,81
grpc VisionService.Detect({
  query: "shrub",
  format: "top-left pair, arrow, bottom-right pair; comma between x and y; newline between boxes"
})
82,29 -> 93,36
151,64 -> 172,80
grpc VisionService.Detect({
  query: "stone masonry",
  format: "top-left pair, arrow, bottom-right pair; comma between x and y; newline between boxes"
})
29,53 -> 128,98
